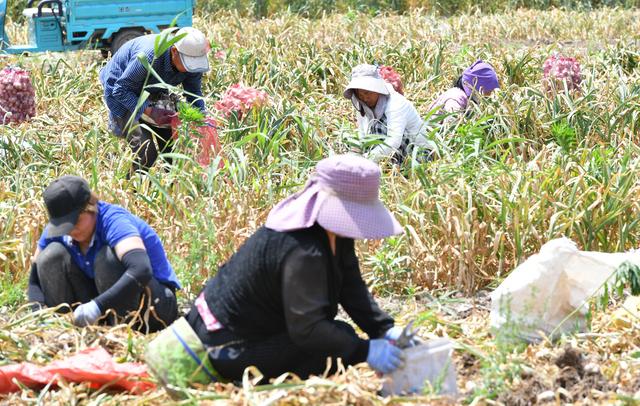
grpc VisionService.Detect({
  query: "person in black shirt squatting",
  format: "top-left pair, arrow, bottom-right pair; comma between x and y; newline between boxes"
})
27,175 -> 180,333
178,154 -> 413,381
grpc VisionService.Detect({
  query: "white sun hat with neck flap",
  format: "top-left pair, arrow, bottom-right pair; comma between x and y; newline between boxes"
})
343,64 -> 390,99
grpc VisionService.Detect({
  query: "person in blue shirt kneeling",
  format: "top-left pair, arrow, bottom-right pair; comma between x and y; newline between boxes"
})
28,175 -> 181,333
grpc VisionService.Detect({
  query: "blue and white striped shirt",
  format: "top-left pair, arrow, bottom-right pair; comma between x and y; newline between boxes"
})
99,34 -> 205,123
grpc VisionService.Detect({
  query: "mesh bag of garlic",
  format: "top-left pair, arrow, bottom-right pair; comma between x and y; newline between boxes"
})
543,55 -> 582,94
0,66 -> 36,124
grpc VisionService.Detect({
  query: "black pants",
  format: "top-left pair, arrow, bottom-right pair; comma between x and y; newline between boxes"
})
36,242 -> 178,333
186,309 -> 360,382
113,114 -> 174,173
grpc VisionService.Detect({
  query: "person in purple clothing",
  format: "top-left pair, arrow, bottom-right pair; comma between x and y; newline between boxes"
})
28,175 -> 180,333
181,155 -> 411,381
428,60 -> 500,119
99,27 -> 211,173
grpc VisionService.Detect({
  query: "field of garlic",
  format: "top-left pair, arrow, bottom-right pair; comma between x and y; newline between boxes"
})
1,7 -> 640,404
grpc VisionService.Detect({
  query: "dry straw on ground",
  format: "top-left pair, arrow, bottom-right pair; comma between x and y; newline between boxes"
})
1,292 -> 638,404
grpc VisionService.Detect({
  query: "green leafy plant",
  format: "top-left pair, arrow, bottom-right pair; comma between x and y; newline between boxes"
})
551,119 -> 578,153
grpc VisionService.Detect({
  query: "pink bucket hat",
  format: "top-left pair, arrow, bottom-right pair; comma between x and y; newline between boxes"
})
265,155 -> 403,239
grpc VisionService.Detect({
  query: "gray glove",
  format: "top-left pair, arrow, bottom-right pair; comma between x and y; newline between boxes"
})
73,300 -> 102,326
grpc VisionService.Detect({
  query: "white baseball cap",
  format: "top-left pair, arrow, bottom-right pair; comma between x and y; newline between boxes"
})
174,27 -> 210,73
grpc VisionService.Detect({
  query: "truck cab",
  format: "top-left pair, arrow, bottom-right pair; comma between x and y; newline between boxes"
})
0,0 -> 194,55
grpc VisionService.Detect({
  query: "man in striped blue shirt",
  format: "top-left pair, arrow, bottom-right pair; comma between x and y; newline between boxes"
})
99,27 -> 210,173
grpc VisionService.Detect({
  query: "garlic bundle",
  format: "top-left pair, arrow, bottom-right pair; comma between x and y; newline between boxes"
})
543,55 -> 582,93
379,65 -> 404,95
0,66 -> 36,124
214,83 -> 269,119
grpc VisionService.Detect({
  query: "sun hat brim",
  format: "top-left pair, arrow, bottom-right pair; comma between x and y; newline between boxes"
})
178,52 -> 210,73
46,208 -> 81,238
343,76 -> 390,99
316,193 -> 402,239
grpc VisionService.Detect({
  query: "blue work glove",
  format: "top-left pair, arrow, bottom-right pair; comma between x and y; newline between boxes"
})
367,339 -> 404,374
73,300 -> 102,327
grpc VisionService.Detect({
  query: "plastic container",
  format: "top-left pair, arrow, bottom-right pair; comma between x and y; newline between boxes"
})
144,317 -> 221,393
381,338 -> 458,397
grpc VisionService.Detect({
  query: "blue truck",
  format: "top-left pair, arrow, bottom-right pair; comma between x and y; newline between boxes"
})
0,0 -> 194,55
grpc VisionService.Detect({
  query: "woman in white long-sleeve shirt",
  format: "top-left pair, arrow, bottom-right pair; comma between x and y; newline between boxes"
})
344,64 -> 435,164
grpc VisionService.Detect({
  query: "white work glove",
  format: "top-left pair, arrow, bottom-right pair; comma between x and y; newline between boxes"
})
384,325 -> 422,347
73,300 -> 102,327
384,326 -> 404,341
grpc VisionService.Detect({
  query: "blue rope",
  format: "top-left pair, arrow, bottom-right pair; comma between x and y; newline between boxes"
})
171,325 -> 218,382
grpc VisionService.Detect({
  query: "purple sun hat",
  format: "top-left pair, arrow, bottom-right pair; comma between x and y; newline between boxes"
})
461,60 -> 500,97
265,155 -> 403,239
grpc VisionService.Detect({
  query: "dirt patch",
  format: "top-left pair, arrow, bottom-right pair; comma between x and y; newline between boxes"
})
553,346 -> 617,401
460,351 -> 478,370
555,368 -> 616,401
554,346 -> 584,375
497,347 -> 619,405
580,371 -> 616,393
555,366 -> 582,389
497,374 -> 550,406
456,351 -> 480,382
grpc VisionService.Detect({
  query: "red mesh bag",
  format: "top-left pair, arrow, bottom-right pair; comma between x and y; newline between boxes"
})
214,83 -> 269,119
0,347 -> 155,394
0,66 -> 36,124
379,65 -> 404,95
171,116 -> 224,168
543,55 -> 582,93
196,118 -> 223,168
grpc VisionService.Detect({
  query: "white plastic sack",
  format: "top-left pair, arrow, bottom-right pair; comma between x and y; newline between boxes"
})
490,237 -> 640,342
381,338 -> 458,397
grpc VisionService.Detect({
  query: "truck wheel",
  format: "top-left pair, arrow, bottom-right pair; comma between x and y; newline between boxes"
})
110,29 -> 144,55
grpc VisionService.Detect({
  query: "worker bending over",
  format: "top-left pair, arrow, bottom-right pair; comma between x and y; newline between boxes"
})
100,27 -> 211,173
182,155 -> 410,380
345,64 -> 436,164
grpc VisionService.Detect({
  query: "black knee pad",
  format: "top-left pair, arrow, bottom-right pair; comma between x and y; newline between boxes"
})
93,246 -> 128,292
36,242 -> 71,273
